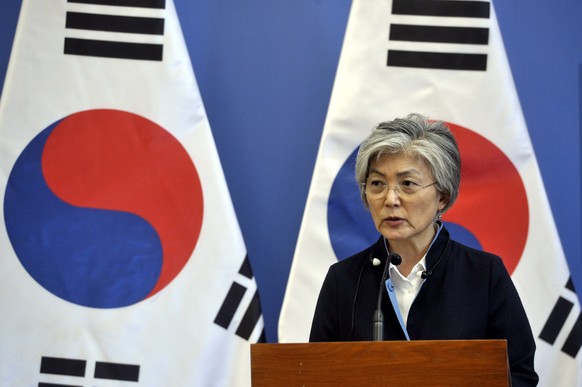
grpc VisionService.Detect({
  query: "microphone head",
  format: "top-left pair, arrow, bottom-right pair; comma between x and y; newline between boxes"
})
390,253 -> 402,266
371,257 -> 381,267
420,271 -> 429,279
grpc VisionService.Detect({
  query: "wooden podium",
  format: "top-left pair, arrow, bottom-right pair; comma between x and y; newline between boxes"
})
251,340 -> 509,386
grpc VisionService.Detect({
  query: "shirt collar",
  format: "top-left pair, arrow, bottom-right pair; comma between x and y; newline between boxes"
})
390,255 -> 427,282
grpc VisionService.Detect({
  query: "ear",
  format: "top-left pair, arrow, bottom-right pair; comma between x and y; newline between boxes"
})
437,191 -> 449,212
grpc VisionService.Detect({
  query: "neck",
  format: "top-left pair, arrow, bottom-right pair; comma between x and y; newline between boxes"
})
387,224 -> 438,277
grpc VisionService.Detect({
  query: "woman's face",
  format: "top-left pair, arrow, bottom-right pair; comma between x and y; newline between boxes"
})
365,152 -> 446,249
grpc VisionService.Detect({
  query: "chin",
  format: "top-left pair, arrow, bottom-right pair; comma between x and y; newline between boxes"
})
379,230 -> 407,241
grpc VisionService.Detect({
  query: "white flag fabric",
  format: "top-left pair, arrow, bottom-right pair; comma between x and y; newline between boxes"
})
279,0 -> 581,385
0,1 -> 264,386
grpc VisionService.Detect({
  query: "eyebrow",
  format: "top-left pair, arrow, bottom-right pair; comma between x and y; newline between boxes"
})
368,168 -> 422,178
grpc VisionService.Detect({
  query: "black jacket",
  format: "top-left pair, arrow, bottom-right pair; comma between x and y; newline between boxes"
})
310,226 -> 538,386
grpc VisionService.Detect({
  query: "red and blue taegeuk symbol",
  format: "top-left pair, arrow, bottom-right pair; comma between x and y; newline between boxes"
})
327,121 -> 528,275
4,109 -> 203,308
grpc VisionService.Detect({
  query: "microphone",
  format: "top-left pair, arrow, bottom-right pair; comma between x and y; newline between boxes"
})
390,254 -> 402,266
371,254 -> 401,267
417,241 -> 450,279
373,253 -> 401,341
415,232 -> 453,279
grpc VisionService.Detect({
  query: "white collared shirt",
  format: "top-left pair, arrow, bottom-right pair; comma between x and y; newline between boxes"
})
389,256 -> 427,327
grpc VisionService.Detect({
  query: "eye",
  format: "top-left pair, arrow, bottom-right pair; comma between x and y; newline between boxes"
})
366,178 -> 387,195
368,178 -> 386,187
401,180 -> 420,188
400,179 -> 421,193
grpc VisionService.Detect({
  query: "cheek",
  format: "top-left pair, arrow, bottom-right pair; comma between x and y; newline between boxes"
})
368,202 -> 383,225
413,199 -> 440,217
402,195 -> 431,213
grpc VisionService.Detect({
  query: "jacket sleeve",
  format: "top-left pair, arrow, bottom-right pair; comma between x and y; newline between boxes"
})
309,265 -> 340,342
488,256 -> 539,386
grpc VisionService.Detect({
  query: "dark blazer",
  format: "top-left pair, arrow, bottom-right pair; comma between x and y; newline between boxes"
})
310,226 -> 538,386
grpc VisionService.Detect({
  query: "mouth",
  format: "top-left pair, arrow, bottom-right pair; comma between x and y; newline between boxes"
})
383,216 -> 404,225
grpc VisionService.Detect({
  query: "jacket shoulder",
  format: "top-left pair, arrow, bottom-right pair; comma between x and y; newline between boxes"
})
329,243 -> 375,273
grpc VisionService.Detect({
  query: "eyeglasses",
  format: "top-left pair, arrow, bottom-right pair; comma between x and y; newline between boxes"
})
362,178 -> 437,199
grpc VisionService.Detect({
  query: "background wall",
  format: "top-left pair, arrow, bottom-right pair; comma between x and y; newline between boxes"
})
1,0 -> 581,343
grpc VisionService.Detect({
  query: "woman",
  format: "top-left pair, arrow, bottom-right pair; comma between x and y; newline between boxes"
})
309,114 -> 538,385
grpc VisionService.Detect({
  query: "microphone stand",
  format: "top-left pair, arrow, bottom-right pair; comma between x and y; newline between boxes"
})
373,253 -> 400,341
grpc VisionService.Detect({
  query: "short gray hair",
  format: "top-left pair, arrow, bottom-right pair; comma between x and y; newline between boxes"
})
355,113 -> 461,212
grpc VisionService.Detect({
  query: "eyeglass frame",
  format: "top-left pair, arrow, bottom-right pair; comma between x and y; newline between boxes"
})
361,179 -> 438,199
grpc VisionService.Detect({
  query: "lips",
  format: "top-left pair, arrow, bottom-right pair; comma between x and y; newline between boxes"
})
384,216 -> 404,226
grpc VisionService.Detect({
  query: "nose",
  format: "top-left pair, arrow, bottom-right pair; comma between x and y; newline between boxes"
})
383,186 -> 400,206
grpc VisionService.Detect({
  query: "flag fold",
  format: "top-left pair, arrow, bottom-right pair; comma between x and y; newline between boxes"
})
0,1 -> 264,386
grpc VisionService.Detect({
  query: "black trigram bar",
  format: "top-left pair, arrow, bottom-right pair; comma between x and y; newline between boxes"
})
66,12 -> 164,35
539,278 -> 582,357
39,383 -> 82,387
238,254 -> 254,279
214,282 -> 247,329
390,24 -> 489,45
388,50 -> 487,71
68,0 -> 165,8
40,357 -> 86,377
94,361 -> 140,382
540,297 -> 574,344
539,297 -> 574,344
562,313 -> 582,358
64,37 -> 163,61
215,256 -> 265,340
235,290 -> 263,340
392,0 -> 490,18
257,329 -> 267,343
